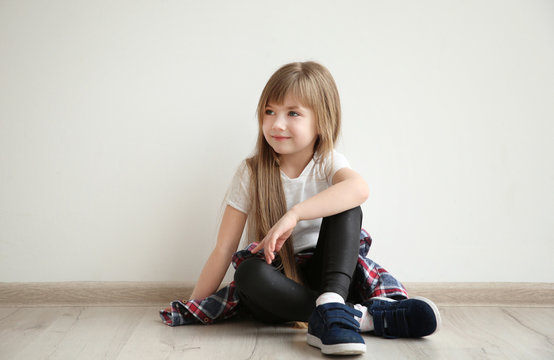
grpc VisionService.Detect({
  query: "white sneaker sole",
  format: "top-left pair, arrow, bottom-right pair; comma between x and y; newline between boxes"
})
372,296 -> 442,334
307,333 -> 366,355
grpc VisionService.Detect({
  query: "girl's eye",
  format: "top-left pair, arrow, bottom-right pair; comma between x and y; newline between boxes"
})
288,111 -> 300,117
265,109 -> 275,115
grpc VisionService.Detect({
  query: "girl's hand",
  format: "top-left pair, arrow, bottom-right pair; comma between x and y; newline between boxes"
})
250,210 -> 300,264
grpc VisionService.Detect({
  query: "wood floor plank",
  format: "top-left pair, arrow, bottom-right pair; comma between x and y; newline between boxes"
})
501,307 -> 554,357
0,307 -> 18,322
48,307 -> 147,360
6,307 -> 147,360
117,310 -> 258,360
119,306 -> 554,360
0,307 -> 78,359
9,307 -> 85,360
116,311 -> 328,360
338,306 -> 554,359
1,305 -> 552,359
418,307 -> 554,360
502,307 -> 554,338
240,322 -> 321,359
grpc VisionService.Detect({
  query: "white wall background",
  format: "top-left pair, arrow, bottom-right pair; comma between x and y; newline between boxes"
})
1,0 -> 553,283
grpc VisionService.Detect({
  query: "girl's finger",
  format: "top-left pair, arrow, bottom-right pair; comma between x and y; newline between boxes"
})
265,244 -> 273,263
250,241 -> 264,253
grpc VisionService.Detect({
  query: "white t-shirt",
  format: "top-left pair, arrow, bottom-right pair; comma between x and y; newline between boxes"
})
225,150 -> 351,253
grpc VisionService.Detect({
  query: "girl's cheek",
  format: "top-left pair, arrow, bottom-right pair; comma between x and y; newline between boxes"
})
262,120 -> 271,134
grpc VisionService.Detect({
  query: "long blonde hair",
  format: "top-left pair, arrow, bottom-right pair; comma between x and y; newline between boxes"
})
245,61 -> 341,283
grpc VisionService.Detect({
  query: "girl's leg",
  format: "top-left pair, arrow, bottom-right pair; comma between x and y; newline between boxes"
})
234,257 -> 318,323
234,206 -> 362,323
304,206 -> 362,300
304,206 -> 367,355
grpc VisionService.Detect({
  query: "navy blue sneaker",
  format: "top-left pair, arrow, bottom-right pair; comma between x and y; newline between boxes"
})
363,296 -> 441,338
307,302 -> 366,355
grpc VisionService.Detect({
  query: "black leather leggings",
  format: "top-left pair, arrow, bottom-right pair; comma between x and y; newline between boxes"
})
233,206 -> 362,323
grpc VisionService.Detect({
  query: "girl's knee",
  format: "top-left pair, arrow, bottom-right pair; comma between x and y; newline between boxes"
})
345,205 -> 362,219
323,206 -> 362,224
234,257 -> 271,292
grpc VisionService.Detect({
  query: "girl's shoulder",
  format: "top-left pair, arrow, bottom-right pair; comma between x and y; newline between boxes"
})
232,159 -> 250,182
225,159 -> 251,214
315,149 -> 348,164
315,149 -> 351,183
330,149 -> 349,166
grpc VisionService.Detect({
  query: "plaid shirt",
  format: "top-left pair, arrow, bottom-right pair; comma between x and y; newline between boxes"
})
160,229 -> 408,326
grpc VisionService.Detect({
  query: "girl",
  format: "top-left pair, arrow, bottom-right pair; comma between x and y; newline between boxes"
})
160,61 -> 440,355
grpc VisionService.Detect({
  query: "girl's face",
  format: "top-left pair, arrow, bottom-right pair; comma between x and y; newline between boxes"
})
262,92 -> 318,160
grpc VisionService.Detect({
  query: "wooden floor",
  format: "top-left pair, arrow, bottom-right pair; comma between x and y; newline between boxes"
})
1,304 -> 553,359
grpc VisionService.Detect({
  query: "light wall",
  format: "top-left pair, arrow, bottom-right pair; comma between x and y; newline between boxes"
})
1,0 -> 553,283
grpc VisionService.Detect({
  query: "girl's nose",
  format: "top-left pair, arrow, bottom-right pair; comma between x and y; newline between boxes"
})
272,115 -> 287,130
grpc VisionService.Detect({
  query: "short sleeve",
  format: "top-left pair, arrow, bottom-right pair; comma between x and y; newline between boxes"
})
225,161 -> 251,214
326,150 -> 351,185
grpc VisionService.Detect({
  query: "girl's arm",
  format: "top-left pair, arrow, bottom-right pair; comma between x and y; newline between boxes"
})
291,167 -> 369,220
190,205 -> 247,299
252,168 -> 369,264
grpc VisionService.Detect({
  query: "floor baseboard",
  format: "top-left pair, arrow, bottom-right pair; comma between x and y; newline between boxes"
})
0,282 -> 194,307
403,282 -> 554,307
0,281 -> 552,307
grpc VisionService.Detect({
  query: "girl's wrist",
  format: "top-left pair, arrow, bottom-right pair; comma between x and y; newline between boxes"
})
288,206 -> 302,222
